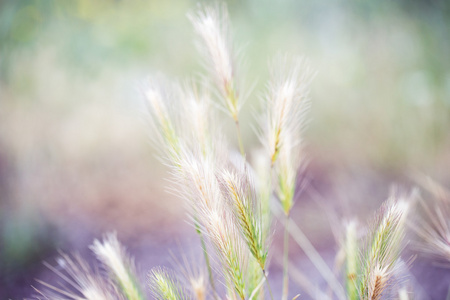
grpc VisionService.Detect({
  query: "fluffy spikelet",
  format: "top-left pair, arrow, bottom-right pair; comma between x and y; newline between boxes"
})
264,56 -> 312,167
90,233 -> 144,300
221,166 -> 267,270
275,131 -> 300,215
145,79 -> 181,161
359,196 -> 410,300
172,151 -> 247,299
413,176 -> 450,263
180,83 -> 215,156
177,152 -> 223,216
207,210 -> 247,300
367,266 -> 388,300
252,149 -> 273,246
32,253 -> 121,300
188,4 -> 239,121
149,268 -> 188,300
171,250 -> 208,300
262,56 -> 312,215
146,78 -> 227,172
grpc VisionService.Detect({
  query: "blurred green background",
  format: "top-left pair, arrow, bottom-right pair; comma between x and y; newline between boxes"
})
0,0 -> 449,298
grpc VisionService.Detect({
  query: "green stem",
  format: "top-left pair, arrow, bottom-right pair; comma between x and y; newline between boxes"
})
195,221 -> 218,300
284,216 -> 346,300
282,213 -> 290,300
262,269 -> 274,300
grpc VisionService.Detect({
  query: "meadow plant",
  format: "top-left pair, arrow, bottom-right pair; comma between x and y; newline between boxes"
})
411,176 -> 450,264
31,3 -> 439,300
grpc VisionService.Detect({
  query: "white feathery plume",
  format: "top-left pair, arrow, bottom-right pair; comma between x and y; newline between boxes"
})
170,251 -> 208,300
264,56 -> 313,168
144,78 -> 182,162
149,267 -> 189,300
221,164 -> 267,271
32,253 -> 121,300
167,148 -> 247,299
204,208 -> 247,300
412,176 -> 450,263
188,4 -> 238,120
359,196 -> 410,300
90,233 -> 144,300
261,56 -> 313,215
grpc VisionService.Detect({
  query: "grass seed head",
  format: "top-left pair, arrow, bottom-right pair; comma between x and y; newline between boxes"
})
188,4 -> 239,121
149,267 -> 189,300
221,166 -> 267,270
32,253 -> 122,300
359,195 -> 410,300
90,233 -> 144,300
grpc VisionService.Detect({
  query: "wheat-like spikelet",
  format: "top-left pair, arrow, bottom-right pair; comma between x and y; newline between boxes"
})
261,56 -> 312,216
145,79 -> 182,162
367,265 -> 388,300
275,132 -> 300,215
188,4 -> 238,121
412,176 -> 450,263
359,197 -> 410,300
263,56 -> 312,167
171,251 -> 208,300
31,253 -> 121,300
260,56 -> 313,300
205,209 -> 248,300
90,233 -> 144,300
149,267 -> 189,300
180,82 -> 216,157
170,150 -> 248,299
251,149 -> 273,246
221,165 -> 267,270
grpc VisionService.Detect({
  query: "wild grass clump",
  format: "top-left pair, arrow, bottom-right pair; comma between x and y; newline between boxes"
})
30,3 -> 447,300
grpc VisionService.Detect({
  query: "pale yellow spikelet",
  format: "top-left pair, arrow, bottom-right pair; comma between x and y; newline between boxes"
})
251,149 -> 273,247
188,4 -> 239,121
145,79 -> 181,161
367,265 -> 388,300
412,176 -> 450,263
32,253 -> 121,300
180,83 -> 214,156
261,56 -> 313,216
359,195 -> 410,300
90,233 -> 144,300
221,166 -> 267,270
149,267 -> 188,300
205,209 -> 247,300
264,56 -> 312,167
171,250 -> 208,300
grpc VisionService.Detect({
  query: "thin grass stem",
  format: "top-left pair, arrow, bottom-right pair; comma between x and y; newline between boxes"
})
282,214 -> 290,300
262,269 -> 274,300
194,220 -> 218,300
274,208 -> 346,300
